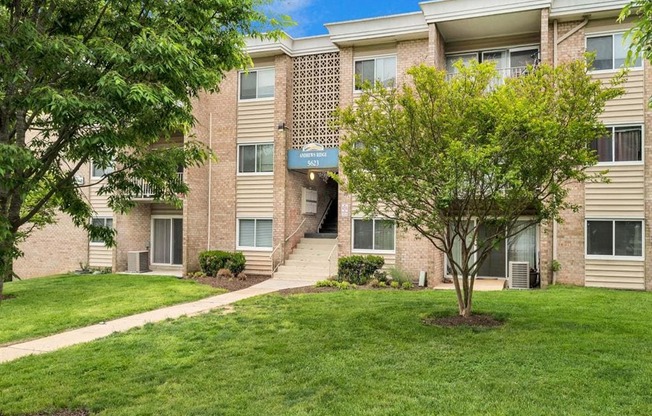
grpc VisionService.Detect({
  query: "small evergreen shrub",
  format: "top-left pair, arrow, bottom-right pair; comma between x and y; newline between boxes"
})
337,255 -> 384,285
390,281 -> 400,289
401,281 -> 414,290
198,250 -> 247,277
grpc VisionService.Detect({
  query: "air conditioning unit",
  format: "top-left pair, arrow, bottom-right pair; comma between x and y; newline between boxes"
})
508,261 -> 530,289
128,251 -> 149,273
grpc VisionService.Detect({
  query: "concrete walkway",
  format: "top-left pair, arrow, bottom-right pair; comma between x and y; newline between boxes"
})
0,278 -> 315,364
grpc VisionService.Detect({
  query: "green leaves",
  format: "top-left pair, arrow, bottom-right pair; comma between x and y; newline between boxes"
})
337,60 -> 621,314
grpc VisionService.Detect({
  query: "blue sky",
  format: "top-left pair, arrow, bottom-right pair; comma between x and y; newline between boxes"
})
270,0 -> 423,38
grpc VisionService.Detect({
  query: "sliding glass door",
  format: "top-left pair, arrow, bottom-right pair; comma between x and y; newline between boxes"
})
152,218 -> 183,265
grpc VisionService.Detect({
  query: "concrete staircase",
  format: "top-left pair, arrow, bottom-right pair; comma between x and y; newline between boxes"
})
272,237 -> 337,282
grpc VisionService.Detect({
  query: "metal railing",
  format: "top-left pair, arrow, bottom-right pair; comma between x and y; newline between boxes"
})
446,66 -> 528,84
134,172 -> 183,199
318,198 -> 335,232
327,242 -> 338,278
270,218 -> 307,276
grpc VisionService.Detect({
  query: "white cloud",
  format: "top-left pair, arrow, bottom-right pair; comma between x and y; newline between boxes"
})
266,0 -> 316,37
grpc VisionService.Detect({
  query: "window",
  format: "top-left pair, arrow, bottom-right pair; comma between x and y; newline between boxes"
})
354,56 -> 396,90
446,48 -> 538,77
90,217 -> 113,244
353,219 -> 395,252
589,125 -> 642,163
91,160 -> 114,178
238,219 -> 273,249
239,68 -> 274,100
586,220 -> 643,258
238,144 -> 274,173
587,33 -> 642,70
448,220 -> 537,278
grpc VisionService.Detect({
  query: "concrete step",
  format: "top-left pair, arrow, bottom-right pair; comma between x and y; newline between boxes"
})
278,262 -> 328,273
284,259 -> 330,268
305,232 -> 338,239
288,250 -> 331,259
298,238 -> 338,245
272,271 -> 330,281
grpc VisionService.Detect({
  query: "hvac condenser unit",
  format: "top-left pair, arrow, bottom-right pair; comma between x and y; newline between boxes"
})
508,261 -> 530,289
127,251 -> 149,273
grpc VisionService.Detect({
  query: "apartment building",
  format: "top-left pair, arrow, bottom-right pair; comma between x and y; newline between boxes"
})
16,0 -> 651,290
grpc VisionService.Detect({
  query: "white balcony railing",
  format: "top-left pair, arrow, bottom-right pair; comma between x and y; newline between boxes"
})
134,172 -> 183,199
446,66 -> 529,84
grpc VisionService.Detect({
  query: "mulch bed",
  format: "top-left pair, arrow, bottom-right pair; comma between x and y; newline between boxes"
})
189,275 -> 270,292
423,314 -> 504,328
276,284 -> 429,296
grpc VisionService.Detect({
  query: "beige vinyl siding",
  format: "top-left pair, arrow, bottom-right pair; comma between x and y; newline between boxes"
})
242,251 -> 272,276
445,33 -> 540,54
585,259 -> 645,290
151,203 -> 182,216
89,246 -> 112,268
236,175 -> 274,216
236,101 -> 275,142
585,165 -> 645,217
89,183 -> 113,268
593,71 -> 645,124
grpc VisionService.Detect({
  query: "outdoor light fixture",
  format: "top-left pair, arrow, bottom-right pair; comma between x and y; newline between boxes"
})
309,171 -> 315,181
277,122 -> 287,131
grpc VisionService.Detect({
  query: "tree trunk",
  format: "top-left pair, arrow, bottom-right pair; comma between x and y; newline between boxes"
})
0,238 -> 15,301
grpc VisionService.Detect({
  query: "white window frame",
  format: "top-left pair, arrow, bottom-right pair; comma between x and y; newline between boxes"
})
90,160 -> 115,179
90,216 -> 113,246
585,219 -> 645,261
591,124 -> 644,166
444,218 -> 540,279
586,31 -> 643,73
351,218 -> 396,254
150,215 -> 184,266
237,142 -> 274,175
238,67 -> 275,101
353,54 -> 397,92
236,218 -> 273,251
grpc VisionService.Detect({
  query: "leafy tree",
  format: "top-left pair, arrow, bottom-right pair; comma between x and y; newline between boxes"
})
621,1 -> 652,95
0,1 -> 285,295
337,61 -> 621,317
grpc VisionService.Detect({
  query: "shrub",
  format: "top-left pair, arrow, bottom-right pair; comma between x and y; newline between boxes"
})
337,255 -> 385,285
378,281 -> 387,288
388,267 -> 411,285
374,270 -> 388,283
368,278 -> 380,288
316,280 -> 337,288
401,281 -> 414,290
390,281 -> 400,289
217,268 -> 233,279
236,272 -> 247,281
198,250 -> 246,276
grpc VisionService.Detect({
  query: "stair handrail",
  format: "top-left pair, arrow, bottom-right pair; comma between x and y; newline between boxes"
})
327,241 -> 338,278
318,198 -> 335,232
270,218 -> 307,275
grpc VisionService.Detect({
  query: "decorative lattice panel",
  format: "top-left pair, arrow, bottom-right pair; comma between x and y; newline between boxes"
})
292,52 -> 340,149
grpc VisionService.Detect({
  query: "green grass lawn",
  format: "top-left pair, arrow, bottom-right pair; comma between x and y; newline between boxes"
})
0,274 -> 222,345
2,286 -> 652,415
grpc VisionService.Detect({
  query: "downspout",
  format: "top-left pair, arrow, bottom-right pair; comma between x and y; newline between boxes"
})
207,112 -> 213,250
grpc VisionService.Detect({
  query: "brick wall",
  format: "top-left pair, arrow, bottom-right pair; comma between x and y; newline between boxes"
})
15,163 -> 92,278
114,204 -> 151,271
428,24 -> 446,69
273,55 -> 291,259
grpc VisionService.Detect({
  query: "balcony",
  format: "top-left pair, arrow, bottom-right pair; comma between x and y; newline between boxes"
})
446,66 -> 529,84
133,172 -> 184,200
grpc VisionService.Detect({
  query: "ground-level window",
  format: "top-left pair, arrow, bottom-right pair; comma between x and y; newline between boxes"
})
238,219 -> 273,249
589,125 -> 642,163
586,219 -> 643,258
354,56 -> 396,90
352,219 -> 395,252
239,68 -> 275,100
238,143 -> 274,173
90,217 -> 113,244
448,220 -> 537,278
152,218 -> 183,265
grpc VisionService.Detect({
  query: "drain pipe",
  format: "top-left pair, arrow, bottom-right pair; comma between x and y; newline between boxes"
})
207,112 -> 213,250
